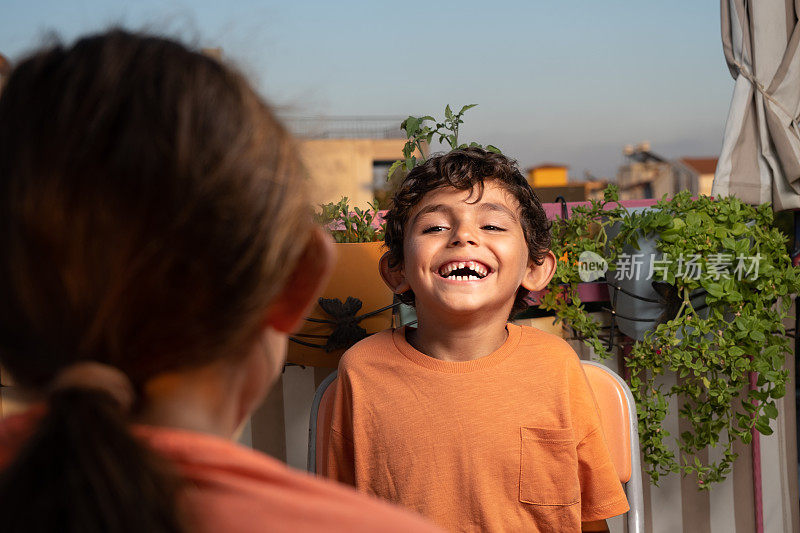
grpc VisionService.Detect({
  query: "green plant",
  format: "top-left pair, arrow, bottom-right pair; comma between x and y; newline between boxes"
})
319,105 -> 496,243
387,104 -> 501,179
315,197 -> 385,243
541,185 -> 800,489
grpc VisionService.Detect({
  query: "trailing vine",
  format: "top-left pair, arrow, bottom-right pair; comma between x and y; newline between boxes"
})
540,185 -> 800,489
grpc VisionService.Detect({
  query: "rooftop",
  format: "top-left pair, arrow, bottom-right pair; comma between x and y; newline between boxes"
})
280,116 -> 405,140
679,157 -> 719,175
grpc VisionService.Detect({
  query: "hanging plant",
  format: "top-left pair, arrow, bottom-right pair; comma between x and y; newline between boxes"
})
540,185 -> 800,489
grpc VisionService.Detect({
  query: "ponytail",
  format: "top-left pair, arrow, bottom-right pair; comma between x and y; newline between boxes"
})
0,389 -> 183,533
0,388 -> 181,533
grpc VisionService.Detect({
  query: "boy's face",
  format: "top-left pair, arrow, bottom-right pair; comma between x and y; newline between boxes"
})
392,180 -> 546,320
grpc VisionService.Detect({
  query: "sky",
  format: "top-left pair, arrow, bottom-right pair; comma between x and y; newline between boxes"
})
0,0 -> 733,179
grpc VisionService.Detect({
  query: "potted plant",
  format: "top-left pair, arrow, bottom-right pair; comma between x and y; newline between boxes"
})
540,185 -> 800,488
286,198 -> 394,368
388,104 -> 501,177
603,208 -> 710,342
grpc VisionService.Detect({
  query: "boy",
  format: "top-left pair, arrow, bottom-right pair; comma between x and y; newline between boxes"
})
326,148 -> 628,532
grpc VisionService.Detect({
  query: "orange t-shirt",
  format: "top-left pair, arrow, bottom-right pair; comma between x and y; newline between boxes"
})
326,324 -> 629,533
0,409 -> 443,533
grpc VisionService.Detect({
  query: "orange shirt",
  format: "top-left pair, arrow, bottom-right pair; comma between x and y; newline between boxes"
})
326,324 -> 629,532
0,409 -> 443,533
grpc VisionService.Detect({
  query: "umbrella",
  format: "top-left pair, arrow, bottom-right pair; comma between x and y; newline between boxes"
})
712,0 -> 800,211
713,3 -> 800,533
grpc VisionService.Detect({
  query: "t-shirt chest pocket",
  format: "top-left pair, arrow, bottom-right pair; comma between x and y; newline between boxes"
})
519,426 -> 580,506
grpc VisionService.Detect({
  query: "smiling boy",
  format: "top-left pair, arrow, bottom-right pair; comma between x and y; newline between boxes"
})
326,148 -> 628,532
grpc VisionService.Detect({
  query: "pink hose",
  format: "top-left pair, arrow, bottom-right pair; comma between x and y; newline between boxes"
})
749,370 -> 763,533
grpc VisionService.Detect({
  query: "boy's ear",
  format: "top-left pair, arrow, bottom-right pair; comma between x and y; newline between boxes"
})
265,226 -> 336,333
379,252 -> 411,294
521,250 -> 557,292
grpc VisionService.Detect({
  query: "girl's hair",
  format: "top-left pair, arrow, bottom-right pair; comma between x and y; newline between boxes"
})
0,29 -> 312,532
0,53 -> 9,88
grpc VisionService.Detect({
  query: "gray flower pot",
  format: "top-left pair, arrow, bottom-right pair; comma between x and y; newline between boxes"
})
605,208 -> 707,342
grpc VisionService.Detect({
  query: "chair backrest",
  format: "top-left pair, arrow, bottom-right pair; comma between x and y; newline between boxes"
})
581,361 -> 644,533
307,370 -> 338,474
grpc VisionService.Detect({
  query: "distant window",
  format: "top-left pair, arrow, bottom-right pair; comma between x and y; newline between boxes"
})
372,160 -> 394,190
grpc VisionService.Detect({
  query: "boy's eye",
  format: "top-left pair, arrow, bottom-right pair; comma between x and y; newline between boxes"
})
482,225 -> 506,231
422,226 -> 447,234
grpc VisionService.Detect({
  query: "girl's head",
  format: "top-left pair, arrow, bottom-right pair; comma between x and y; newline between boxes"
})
0,29 -> 331,532
0,28 -> 323,387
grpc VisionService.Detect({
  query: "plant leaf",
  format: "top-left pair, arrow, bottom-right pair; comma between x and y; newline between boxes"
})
387,160 -> 402,180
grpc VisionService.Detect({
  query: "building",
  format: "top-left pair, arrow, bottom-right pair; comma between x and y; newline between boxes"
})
283,116 -> 408,208
528,163 -> 569,188
526,163 -> 607,203
532,181 -> 609,203
679,157 -> 718,196
616,142 -> 701,200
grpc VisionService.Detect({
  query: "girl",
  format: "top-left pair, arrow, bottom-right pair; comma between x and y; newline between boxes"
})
0,29 -> 440,533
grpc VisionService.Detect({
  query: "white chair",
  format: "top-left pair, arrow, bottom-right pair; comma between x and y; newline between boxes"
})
307,370 -> 338,475
581,360 -> 644,533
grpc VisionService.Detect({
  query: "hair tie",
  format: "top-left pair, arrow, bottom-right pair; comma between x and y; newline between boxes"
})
48,361 -> 135,412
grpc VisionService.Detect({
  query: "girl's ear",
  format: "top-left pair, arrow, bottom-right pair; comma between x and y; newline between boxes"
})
265,226 -> 336,333
379,252 -> 411,294
521,250 -> 557,292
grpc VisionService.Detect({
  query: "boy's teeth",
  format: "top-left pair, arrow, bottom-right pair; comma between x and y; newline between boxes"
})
438,260 -> 491,278
449,274 -> 481,281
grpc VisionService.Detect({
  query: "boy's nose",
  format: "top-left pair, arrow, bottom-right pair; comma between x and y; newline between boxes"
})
450,226 -> 478,247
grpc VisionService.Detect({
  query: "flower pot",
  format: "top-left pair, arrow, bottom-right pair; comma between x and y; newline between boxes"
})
286,241 -> 394,367
605,209 -> 706,341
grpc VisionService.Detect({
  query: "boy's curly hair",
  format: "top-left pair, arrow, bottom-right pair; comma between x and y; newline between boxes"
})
383,147 -> 551,315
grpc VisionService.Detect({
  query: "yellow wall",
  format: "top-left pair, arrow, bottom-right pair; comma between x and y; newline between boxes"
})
698,173 -> 714,196
528,166 -> 568,188
299,138 -> 407,208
